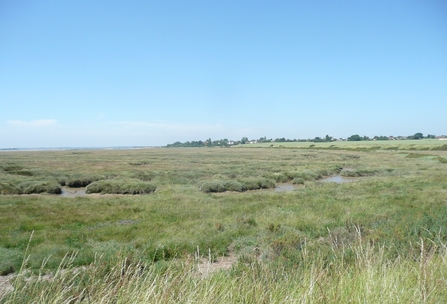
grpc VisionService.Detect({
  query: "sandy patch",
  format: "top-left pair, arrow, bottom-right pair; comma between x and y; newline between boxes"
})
195,253 -> 237,278
0,274 -> 14,298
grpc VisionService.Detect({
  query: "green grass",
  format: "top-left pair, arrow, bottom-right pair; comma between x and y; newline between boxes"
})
242,138 -> 447,151
0,144 -> 447,302
86,179 -> 156,194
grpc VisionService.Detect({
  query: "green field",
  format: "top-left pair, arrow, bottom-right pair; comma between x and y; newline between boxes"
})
243,138 -> 447,150
1,144 -> 447,303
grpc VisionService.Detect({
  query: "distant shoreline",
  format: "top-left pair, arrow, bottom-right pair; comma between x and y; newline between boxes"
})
0,146 -> 160,152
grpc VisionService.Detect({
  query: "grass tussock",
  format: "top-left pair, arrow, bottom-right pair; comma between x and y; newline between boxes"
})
85,179 -> 156,194
66,175 -> 102,188
0,180 -> 61,195
199,178 -> 275,193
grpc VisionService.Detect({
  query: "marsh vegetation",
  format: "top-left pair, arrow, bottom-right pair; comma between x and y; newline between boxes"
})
0,144 -> 447,302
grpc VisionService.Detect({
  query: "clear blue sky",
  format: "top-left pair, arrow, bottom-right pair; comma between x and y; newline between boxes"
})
1,1 -> 446,148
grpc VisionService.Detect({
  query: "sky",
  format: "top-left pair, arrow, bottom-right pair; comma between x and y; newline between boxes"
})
1,1 -> 446,148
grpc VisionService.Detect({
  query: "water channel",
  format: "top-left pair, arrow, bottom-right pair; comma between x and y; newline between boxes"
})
275,175 -> 359,192
61,187 -> 86,197
60,175 -> 360,196
319,175 -> 358,184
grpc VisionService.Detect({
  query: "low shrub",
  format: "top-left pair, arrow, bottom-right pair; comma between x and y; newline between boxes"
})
86,179 -> 156,194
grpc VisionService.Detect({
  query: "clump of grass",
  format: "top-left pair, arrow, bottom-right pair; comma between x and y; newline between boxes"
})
239,178 -> 275,190
0,182 -> 20,194
19,181 -> 62,194
223,180 -> 246,192
199,178 -> 275,193
85,179 -> 156,194
0,247 -> 22,275
0,180 -> 61,194
0,163 -> 33,176
129,160 -> 150,166
66,175 -> 102,187
285,170 -> 321,181
269,170 -> 322,183
431,144 -> 447,151
340,168 -> 378,177
272,173 -> 288,183
132,171 -> 154,181
292,177 -> 305,185
438,156 -> 447,164
199,181 -> 226,193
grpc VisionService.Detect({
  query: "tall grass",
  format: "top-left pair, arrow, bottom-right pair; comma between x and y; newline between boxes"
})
3,235 -> 447,303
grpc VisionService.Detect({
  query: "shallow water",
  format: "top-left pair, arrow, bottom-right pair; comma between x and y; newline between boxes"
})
275,183 -> 296,192
61,187 -> 86,197
320,175 -> 358,184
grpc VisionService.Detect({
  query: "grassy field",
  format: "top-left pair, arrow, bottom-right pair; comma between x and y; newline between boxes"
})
1,144 -> 447,302
244,138 -> 447,150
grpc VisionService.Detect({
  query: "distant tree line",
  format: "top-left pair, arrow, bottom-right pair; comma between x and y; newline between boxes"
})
166,133 -> 443,147
347,132 -> 436,141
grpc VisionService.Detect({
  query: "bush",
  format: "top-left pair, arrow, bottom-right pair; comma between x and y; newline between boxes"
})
86,179 -> 156,194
